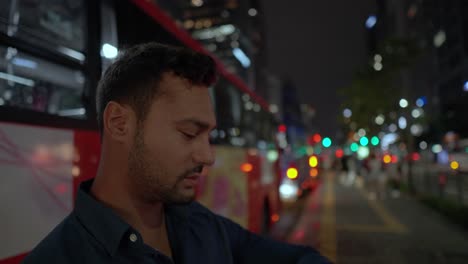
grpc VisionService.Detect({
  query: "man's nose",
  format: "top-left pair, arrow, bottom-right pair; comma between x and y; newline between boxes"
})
192,139 -> 215,166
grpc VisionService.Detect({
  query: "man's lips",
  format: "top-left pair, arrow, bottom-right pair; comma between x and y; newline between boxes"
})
185,173 -> 201,180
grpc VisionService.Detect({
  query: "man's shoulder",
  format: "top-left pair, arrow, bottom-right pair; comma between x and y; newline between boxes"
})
22,213 -> 90,264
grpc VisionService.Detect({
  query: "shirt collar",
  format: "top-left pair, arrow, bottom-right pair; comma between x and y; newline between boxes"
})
74,179 -> 131,257
74,179 -> 192,257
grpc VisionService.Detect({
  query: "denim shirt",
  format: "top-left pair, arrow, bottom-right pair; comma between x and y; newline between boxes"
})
23,180 -> 331,264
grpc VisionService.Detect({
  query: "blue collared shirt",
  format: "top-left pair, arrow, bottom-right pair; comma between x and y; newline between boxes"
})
23,180 -> 331,264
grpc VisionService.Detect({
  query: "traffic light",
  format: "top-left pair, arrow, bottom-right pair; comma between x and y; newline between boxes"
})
286,167 -> 298,179
309,155 -> 318,168
312,133 -> 322,144
360,136 -> 369,146
278,124 -> 287,133
322,137 -> 332,148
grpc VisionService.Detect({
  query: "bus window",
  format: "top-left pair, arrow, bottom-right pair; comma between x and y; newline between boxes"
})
240,92 -> 258,147
260,112 -> 275,143
0,0 -> 86,62
257,111 -> 267,142
100,0 -> 119,72
0,45 -> 86,118
213,78 -> 243,145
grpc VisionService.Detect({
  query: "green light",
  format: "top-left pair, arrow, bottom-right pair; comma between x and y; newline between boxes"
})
294,146 -> 308,158
322,137 -> 332,148
465,147 -> 468,153
360,136 -> 369,146
300,146 -> 308,155
350,143 -> 359,152
371,136 -> 380,146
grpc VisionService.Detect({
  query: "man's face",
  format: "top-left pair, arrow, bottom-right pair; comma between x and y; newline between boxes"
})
128,73 -> 216,204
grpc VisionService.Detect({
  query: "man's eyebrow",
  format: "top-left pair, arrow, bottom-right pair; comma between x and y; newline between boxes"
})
176,118 -> 217,130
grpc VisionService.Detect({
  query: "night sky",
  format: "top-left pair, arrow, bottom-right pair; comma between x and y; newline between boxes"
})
261,1 -> 375,138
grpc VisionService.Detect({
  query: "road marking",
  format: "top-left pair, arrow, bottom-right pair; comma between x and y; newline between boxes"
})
336,187 -> 408,234
364,191 -> 407,233
319,172 -> 337,263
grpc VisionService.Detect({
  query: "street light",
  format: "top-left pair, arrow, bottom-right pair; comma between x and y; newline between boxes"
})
374,54 -> 382,62
411,108 -> 423,118
343,108 -> 352,118
358,129 -> 366,137
399,98 -> 409,108
375,115 -> 385,125
398,117 -> 407,129
366,15 -> 377,29
416,96 -> 427,107
419,141 -> 428,150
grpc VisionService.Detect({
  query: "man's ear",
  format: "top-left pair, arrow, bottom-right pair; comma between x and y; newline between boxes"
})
102,101 -> 134,143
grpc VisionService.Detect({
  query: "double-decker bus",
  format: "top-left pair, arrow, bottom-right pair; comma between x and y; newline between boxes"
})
0,1 -> 281,262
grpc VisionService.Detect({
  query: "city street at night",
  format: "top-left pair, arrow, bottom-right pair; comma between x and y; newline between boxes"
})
2,0 -> 468,263
278,170 -> 468,264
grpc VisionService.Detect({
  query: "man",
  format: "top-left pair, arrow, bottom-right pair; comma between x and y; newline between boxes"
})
23,43 -> 330,264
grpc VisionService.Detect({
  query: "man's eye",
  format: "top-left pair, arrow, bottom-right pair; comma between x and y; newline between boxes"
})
181,132 -> 196,139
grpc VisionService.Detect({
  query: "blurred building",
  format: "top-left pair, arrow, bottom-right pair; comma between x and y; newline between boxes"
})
153,0 -> 266,95
262,70 -> 282,119
281,79 -> 306,147
367,0 -> 468,140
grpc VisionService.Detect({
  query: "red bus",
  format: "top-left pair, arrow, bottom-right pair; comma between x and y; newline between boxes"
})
0,0 -> 281,262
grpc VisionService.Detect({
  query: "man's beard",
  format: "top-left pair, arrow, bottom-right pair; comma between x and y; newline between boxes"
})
128,132 -> 199,205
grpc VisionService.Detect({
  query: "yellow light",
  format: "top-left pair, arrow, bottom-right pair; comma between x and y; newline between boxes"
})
310,168 -> 318,177
287,168 -> 298,179
241,163 -> 253,173
450,161 -> 459,170
308,156 -> 318,168
383,155 -> 392,164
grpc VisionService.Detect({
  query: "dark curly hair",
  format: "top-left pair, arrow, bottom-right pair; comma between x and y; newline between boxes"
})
96,42 -> 217,134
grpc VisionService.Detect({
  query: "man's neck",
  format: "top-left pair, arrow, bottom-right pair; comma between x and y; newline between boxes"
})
91,170 -> 171,256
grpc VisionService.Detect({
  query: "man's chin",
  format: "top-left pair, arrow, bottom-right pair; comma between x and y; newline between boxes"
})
166,190 -> 196,205
168,197 -> 195,205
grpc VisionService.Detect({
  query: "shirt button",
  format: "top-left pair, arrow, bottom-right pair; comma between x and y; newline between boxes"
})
129,233 -> 138,242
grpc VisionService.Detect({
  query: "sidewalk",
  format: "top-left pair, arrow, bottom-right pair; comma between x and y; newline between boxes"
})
286,170 -> 468,264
